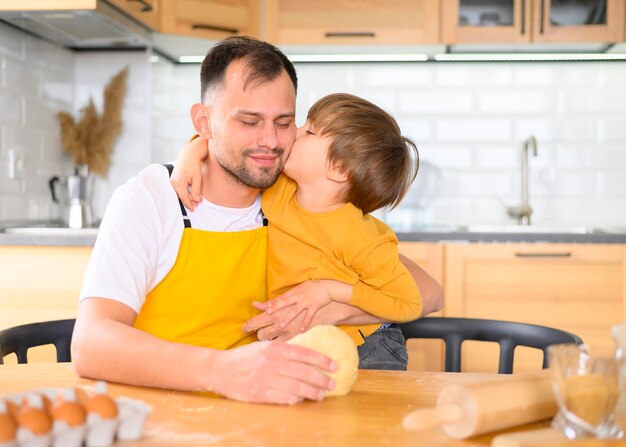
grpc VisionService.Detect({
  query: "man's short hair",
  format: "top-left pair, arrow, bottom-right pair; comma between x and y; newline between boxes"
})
200,36 -> 297,103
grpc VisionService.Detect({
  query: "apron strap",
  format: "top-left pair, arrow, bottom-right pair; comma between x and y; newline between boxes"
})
164,164 -> 192,228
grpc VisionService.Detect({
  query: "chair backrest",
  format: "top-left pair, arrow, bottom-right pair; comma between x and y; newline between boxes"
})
0,319 -> 76,364
400,317 -> 583,374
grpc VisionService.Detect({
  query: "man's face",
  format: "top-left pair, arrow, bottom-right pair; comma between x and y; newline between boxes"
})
207,59 -> 296,189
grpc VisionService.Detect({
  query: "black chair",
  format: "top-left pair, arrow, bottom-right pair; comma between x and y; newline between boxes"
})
400,317 -> 583,374
0,319 -> 76,364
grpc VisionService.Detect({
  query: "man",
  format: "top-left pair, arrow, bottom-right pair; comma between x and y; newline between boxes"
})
72,37 -> 443,405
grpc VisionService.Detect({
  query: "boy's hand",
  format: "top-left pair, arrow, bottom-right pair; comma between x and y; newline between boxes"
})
170,137 -> 208,210
266,280 -> 338,332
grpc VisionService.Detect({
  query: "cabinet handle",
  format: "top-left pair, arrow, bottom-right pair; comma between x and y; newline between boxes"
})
324,32 -> 376,38
192,24 -> 238,34
540,0 -> 545,34
515,252 -> 572,258
521,0 -> 526,35
127,0 -> 153,12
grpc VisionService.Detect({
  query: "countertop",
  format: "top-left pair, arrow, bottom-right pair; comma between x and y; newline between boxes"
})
1,226 -> 626,246
0,224 -> 626,246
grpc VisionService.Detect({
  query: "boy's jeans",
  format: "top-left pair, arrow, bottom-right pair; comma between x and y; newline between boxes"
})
357,323 -> 408,371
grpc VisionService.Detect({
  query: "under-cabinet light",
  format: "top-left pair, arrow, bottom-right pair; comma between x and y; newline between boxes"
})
286,53 -> 429,63
434,53 -> 626,62
178,55 -> 206,63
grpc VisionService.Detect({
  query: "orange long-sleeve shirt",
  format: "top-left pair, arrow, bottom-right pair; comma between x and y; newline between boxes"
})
262,174 -> 422,345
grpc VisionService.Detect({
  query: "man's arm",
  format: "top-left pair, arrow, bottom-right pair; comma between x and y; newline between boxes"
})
244,255 -> 443,341
72,298 -> 337,403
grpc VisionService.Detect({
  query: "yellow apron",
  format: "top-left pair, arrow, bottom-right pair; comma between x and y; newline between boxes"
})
134,201 -> 267,350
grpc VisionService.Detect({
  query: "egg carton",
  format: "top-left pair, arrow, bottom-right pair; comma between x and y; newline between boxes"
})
0,381 -> 152,447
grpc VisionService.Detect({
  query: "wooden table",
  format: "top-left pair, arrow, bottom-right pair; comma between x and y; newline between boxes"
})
0,363 -> 554,446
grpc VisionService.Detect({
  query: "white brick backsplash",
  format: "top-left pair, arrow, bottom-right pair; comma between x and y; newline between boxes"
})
599,66 -> 626,86
597,171 -> 626,198
2,55 -> 39,93
478,91 -> 553,114
556,145 -> 626,169
554,118 -> 597,142
441,171 -> 513,197
422,145 -> 473,169
514,66 -> 556,86
396,117 -> 433,142
475,146 -> 518,169
359,64 -> 433,87
513,118 -> 554,141
23,96 -> 60,131
436,119 -> 512,141
0,24 -> 23,58
435,64 -> 513,87
295,63 -> 355,88
588,91 -> 626,113
532,171 -> 596,198
599,116 -> 626,142
0,90 -> 22,126
398,91 -> 473,114
556,65 -> 601,86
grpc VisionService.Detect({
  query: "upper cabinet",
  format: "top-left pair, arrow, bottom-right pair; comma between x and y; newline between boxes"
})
263,0 -> 441,46
159,0 -> 260,40
107,0 -> 260,39
441,0 -> 625,44
107,0 -> 163,31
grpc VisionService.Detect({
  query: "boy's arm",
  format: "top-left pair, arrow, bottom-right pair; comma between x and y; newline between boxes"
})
343,235 -> 424,322
244,255 -> 444,341
170,135 -> 207,210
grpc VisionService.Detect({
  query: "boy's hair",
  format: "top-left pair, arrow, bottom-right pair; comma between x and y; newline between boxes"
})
200,36 -> 297,103
308,93 -> 419,215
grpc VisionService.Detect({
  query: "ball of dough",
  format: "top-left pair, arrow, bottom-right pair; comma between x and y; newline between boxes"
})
287,325 -> 359,397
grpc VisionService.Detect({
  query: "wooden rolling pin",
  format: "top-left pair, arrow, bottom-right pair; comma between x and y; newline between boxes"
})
402,371 -> 558,439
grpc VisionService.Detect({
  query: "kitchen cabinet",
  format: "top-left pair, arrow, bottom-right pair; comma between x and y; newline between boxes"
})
441,0 -> 625,44
263,0 -> 440,46
107,0 -> 162,31
444,243 -> 626,373
0,246 -> 92,362
159,0 -> 260,40
108,0 -> 260,39
398,242 -> 445,372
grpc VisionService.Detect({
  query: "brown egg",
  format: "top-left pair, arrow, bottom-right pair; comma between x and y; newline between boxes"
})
5,400 -> 18,419
0,411 -> 17,442
51,400 -> 86,427
15,406 -> 52,436
84,395 -> 118,419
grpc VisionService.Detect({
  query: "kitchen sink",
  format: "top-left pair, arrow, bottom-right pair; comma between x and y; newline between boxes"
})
458,225 -> 597,234
409,224 -> 626,235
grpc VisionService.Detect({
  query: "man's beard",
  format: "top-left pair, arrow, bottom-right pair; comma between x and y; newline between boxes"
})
218,147 -> 285,189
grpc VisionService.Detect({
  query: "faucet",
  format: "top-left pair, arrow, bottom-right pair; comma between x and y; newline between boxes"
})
507,136 -> 538,225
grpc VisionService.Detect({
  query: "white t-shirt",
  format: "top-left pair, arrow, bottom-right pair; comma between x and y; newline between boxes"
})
79,164 -> 263,313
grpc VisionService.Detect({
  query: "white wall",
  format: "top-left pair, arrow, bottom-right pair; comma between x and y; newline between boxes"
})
0,22 -> 153,222
152,59 -> 626,229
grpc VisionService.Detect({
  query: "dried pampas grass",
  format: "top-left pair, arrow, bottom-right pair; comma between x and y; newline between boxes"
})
59,67 -> 128,177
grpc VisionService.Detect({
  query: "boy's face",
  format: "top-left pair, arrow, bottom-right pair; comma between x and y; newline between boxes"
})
283,120 -> 333,184
207,59 -> 296,189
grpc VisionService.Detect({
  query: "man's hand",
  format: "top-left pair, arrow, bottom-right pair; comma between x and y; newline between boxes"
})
211,341 -> 337,404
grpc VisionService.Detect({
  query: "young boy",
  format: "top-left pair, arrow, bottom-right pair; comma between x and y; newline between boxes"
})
172,93 -> 421,370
